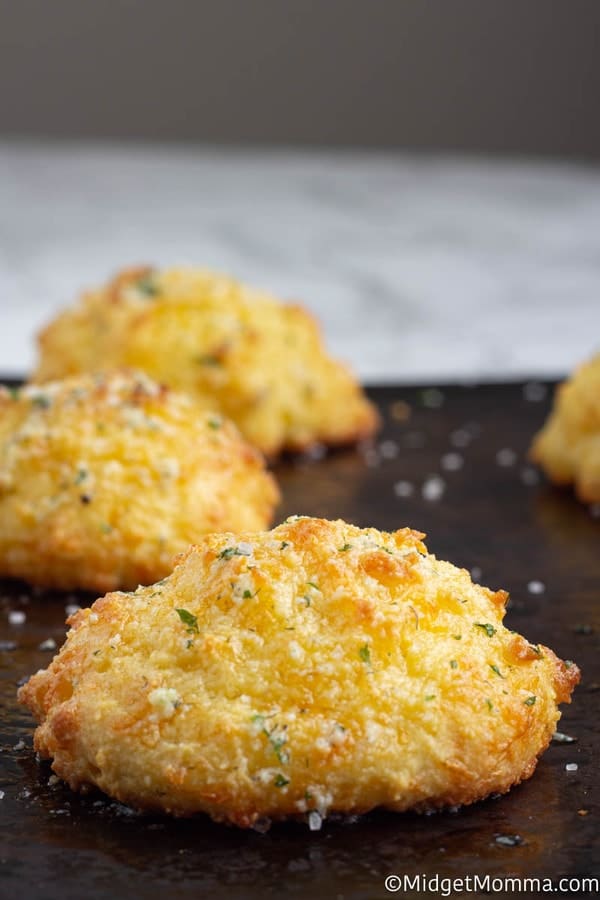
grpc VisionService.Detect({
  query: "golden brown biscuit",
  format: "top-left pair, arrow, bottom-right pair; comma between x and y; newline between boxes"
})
19,517 -> 578,826
530,354 -> 600,502
32,266 -> 380,457
0,371 -> 278,592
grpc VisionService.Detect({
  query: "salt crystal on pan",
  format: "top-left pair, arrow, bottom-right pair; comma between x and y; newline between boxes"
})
65,603 -> 80,617
394,480 -> 414,498
422,475 -> 445,502
520,467 -> 540,486
565,763 -> 578,772
527,580 -> 545,595
471,566 -> 483,582
38,638 -> 57,651
8,610 -> 26,626
450,428 -> 471,448
441,452 -> 463,472
421,388 -> 444,409
0,790 -> 5,800
379,440 -> 399,460
363,448 -> 380,468
496,448 -> 517,467
523,382 -> 547,403
308,810 -> 323,831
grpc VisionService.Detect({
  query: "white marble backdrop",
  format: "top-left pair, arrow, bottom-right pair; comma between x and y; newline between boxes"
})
1,141 -> 599,383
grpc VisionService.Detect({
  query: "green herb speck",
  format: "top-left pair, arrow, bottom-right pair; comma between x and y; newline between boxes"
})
195,354 -> 222,366
359,644 -> 371,665
485,699 -> 493,711
425,694 -> 436,702
176,608 -> 199,634
219,546 -> 244,560
32,394 -> 51,409
474,623 -> 496,637
274,774 -> 290,788
450,660 -> 458,669
339,543 -> 352,552
208,417 -> 221,430
524,695 -> 536,706
490,664 -> 505,679
136,274 -> 159,297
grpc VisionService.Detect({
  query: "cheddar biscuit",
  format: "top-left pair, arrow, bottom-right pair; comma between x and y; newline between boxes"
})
19,517 -> 578,825
33,267 -> 379,456
530,354 -> 600,502
0,371 -> 278,591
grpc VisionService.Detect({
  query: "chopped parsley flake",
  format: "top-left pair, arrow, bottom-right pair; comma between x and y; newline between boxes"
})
359,644 -> 371,664
474,623 -> 496,637
425,694 -> 436,702
175,608 -> 199,634
136,274 -> 159,296
280,541 -> 290,550
32,394 -> 51,409
306,582 -> 320,591
452,634 -> 462,640
524,695 -> 536,706
485,699 -> 493,711
207,417 -> 221,430
195,354 -> 222,366
489,664 -> 505,679
74,468 -> 88,485
338,543 -> 352,552
450,660 -> 458,669
219,546 -> 244,560
274,774 -> 289,788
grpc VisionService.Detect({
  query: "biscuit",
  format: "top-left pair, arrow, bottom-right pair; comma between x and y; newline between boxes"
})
530,354 -> 600,502
0,371 -> 278,591
19,517 -> 578,825
33,267 -> 380,457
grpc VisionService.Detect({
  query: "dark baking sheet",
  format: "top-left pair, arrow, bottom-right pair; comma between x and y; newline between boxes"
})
1,381 -> 598,899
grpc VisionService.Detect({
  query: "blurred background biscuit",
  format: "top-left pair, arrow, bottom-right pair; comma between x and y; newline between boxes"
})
32,266 -> 380,457
0,370 -> 279,591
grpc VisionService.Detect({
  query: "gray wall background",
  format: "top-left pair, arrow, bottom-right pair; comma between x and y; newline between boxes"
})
1,0 -> 599,158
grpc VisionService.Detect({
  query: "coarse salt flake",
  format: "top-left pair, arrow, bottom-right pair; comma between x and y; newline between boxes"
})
496,448 -> 517,467
308,810 -> 322,831
527,580 -> 545,595
441,452 -> 463,472
422,475 -> 445,502
148,687 -> 181,718
394,480 -> 414,498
